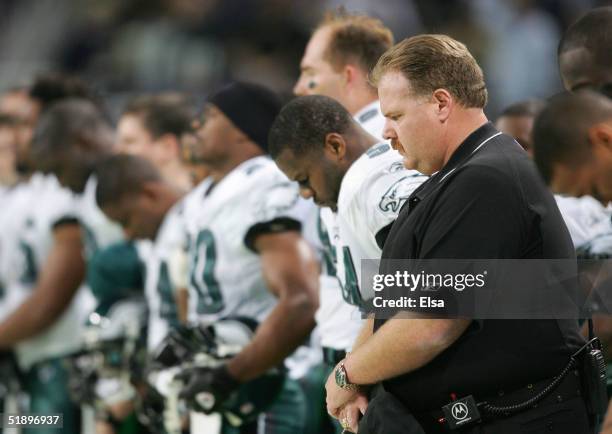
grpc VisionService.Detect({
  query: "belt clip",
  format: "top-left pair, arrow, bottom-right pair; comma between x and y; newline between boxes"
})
441,395 -> 482,430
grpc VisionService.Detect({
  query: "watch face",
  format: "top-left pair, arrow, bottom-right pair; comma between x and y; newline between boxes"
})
335,365 -> 346,387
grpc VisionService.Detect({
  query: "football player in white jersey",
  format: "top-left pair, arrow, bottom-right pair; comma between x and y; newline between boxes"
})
94,154 -> 193,434
95,154 -> 185,353
89,96 -> 200,434
270,95 -> 427,433
29,98 -> 128,433
495,98 -> 612,252
497,100 -> 612,256
294,10 -> 393,140
176,82 -> 319,434
293,11 -> 397,433
0,83 -> 104,433
93,155 -> 189,434
0,112 -> 24,422
89,153 -> 185,433
31,98 -> 124,254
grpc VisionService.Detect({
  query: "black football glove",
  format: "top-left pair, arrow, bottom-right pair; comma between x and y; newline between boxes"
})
135,381 -> 168,433
177,364 -> 239,414
151,324 -> 216,368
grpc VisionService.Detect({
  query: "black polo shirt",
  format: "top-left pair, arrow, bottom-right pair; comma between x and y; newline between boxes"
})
375,122 -> 585,413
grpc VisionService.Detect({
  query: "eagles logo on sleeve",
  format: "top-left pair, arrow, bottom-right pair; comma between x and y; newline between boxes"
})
378,175 -> 422,214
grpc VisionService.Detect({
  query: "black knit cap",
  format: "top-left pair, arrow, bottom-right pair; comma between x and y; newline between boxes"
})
207,81 -> 282,152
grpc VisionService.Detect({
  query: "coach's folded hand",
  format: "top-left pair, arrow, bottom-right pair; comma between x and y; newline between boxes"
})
177,364 -> 239,414
339,394 -> 369,433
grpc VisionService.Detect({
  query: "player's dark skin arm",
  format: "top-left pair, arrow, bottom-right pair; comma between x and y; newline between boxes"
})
176,288 -> 189,324
226,231 -> 319,382
0,224 -> 85,347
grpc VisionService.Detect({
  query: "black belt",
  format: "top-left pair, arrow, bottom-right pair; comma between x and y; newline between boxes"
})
322,347 -> 346,366
427,369 -> 583,427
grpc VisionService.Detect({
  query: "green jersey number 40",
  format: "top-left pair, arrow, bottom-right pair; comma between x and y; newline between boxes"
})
190,229 -> 224,314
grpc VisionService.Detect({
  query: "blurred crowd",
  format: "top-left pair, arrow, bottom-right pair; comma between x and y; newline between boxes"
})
0,0 -> 611,117
1,1 -> 612,434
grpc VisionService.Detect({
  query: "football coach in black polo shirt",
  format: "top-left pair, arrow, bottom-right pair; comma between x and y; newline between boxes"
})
324,35 -> 593,434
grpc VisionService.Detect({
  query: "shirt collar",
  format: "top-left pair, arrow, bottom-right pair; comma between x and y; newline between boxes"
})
353,100 -> 380,123
413,122 -> 500,201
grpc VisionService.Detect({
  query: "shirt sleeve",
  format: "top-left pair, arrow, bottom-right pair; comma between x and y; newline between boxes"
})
555,195 -> 611,249
365,168 -> 427,244
45,182 -> 79,229
243,176 -> 306,252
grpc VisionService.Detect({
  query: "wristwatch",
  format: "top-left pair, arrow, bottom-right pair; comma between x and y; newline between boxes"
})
335,361 -> 360,391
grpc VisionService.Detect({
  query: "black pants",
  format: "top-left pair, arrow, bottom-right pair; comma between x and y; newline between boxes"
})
416,396 -> 593,434
358,386 -> 425,434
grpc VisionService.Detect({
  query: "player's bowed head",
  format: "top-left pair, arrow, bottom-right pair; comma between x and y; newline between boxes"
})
30,98 -> 114,193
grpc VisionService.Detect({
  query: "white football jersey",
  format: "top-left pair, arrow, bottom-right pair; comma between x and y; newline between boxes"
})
0,181 -> 32,319
144,202 -> 186,352
312,107 -> 410,351
315,208 -> 363,350
354,100 -> 386,141
16,174 -> 125,368
4,175 -> 78,287
556,195 -> 612,257
0,173 -> 98,369
0,185 -> 11,202
186,156 -> 314,325
335,142 -> 427,302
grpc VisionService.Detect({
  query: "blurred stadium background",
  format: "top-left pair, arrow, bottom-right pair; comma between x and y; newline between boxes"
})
0,0 -> 611,119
